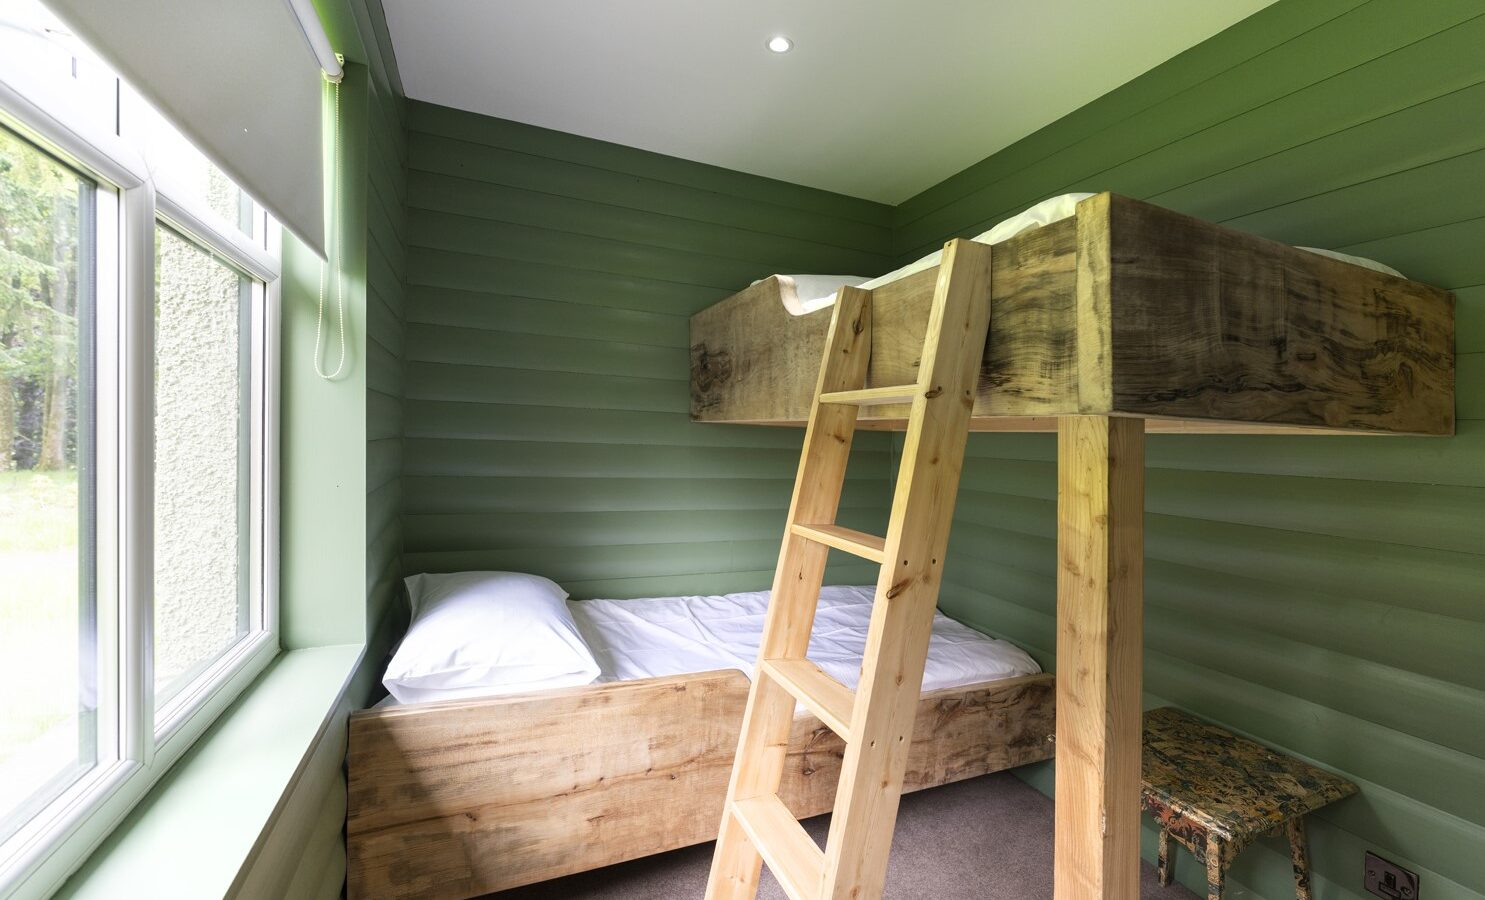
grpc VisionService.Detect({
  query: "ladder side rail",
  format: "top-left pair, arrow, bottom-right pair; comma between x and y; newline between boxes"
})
706,286 -> 874,900
820,240 -> 996,900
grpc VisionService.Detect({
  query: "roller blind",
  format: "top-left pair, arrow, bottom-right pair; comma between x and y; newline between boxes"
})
47,0 -> 328,256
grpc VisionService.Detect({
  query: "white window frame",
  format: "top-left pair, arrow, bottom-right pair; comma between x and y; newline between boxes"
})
0,31 -> 281,900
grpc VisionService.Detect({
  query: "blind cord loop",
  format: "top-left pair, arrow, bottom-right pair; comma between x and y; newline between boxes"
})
314,61 -> 346,380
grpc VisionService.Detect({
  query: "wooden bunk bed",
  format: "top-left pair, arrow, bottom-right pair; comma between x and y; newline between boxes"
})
687,193 -> 1453,900
347,669 -> 1054,898
345,193 -> 1452,900
692,193 -> 1452,436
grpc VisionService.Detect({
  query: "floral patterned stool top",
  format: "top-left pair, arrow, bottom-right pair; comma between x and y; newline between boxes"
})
1141,707 -> 1357,900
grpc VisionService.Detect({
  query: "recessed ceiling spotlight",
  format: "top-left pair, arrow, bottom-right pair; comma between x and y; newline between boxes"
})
766,35 -> 793,54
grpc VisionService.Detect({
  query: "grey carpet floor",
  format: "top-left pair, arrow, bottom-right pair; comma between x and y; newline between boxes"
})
488,772 -> 1196,899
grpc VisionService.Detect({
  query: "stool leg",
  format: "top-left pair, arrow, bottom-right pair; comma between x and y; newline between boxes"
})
1287,817 -> 1313,900
1157,828 -> 1173,887
1205,836 -> 1225,900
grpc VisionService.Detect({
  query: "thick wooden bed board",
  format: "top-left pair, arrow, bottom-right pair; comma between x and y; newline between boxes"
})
345,670 -> 1055,899
690,193 -> 1454,436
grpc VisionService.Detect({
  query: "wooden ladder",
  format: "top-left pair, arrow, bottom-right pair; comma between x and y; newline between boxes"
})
705,238 -> 996,900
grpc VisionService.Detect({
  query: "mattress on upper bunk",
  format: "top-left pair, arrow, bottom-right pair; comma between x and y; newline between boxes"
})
571,584 -> 1040,692
773,192 -> 1404,315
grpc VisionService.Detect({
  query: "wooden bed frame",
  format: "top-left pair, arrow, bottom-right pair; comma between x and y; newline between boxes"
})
347,669 -> 1054,899
686,194 -> 1454,899
691,193 -> 1454,436
346,194 -> 1454,900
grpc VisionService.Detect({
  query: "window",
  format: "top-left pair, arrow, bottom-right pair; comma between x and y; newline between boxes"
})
0,2 -> 280,894
122,91 -> 254,238
152,225 -> 255,716
0,124 -> 102,850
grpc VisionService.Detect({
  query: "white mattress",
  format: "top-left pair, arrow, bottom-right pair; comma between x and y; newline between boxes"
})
570,585 -> 1040,693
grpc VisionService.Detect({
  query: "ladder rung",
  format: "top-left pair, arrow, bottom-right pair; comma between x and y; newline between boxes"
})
818,384 -> 919,407
790,523 -> 886,564
760,658 -> 854,740
730,795 -> 823,900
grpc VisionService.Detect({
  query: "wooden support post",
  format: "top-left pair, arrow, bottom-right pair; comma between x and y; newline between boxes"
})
1054,415 -> 1144,900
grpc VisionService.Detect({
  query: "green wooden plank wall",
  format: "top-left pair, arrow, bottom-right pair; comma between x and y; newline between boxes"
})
366,72 -> 407,649
399,101 -> 898,599
389,1 -> 1483,896
890,1 -> 1485,897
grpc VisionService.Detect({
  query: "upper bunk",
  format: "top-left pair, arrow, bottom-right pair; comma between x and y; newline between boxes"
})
689,193 -> 1454,436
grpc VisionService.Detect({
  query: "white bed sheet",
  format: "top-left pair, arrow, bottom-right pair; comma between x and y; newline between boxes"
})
570,585 -> 1040,693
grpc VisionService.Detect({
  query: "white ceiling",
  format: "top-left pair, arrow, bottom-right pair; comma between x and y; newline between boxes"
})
382,0 -> 1276,204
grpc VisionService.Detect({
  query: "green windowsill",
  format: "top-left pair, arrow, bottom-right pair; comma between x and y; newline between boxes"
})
55,644 -> 364,900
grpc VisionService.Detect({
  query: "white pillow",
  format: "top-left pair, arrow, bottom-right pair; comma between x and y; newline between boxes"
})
767,275 -> 871,315
383,572 -> 601,704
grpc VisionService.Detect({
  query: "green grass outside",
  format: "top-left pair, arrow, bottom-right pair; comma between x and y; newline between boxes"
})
0,469 -> 82,789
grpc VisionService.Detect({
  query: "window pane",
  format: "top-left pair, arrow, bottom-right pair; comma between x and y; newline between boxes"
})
0,126 -> 98,843
153,226 -> 250,709
125,93 -> 253,236
0,0 -> 118,137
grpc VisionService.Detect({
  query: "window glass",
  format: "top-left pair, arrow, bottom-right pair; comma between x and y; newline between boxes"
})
0,3 -> 278,888
2,1 -> 254,238
152,225 -> 250,707
0,124 -> 98,844
0,0 -> 116,136
125,94 -> 253,236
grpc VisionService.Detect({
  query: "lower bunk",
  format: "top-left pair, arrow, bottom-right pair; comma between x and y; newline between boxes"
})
344,583 -> 1055,900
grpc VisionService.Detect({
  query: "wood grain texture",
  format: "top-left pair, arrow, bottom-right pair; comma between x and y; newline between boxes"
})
348,672 -> 748,900
1074,193 -> 1113,412
873,416 -> 1384,435
1103,194 -> 1454,435
1054,415 -> 1145,900
690,195 -> 1455,436
711,243 -> 1012,900
789,524 -> 887,564
761,658 -> 856,740
730,795 -> 821,900
708,286 -> 875,900
691,218 -> 1078,427
819,239 -> 997,900
344,670 -> 1055,900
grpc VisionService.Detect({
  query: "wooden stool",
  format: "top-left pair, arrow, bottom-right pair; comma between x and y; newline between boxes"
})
1140,707 -> 1357,900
